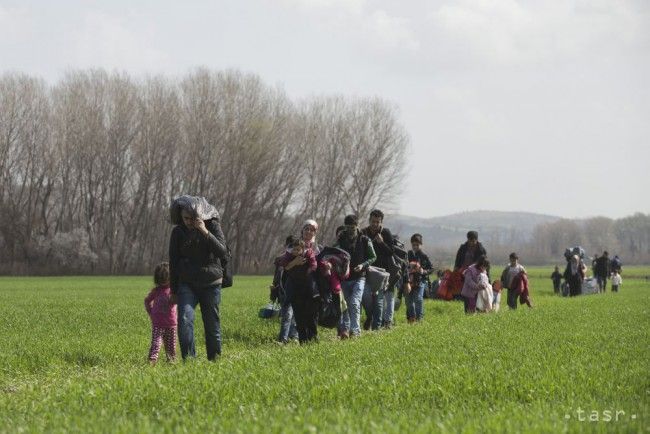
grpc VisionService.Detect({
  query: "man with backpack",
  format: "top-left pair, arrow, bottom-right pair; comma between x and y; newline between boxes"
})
169,197 -> 230,361
361,209 -> 396,330
336,214 -> 376,338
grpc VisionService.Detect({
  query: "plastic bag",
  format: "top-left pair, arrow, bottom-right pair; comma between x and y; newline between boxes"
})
170,195 -> 220,225
367,266 -> 390,295
258,302 -> 280,319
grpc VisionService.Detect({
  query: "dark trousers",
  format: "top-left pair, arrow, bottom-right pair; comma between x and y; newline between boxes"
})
507,288 -> 518,309
596,275 -> 608,292
177,283 -> 222,360
567,275 -> 582,297
463,294 -> 477,313
553,281 -> 561,293
291,292 -> 319,343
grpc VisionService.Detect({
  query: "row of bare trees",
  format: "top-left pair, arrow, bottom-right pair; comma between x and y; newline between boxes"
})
525,213 -> 650,265
0,69 -> 408,275
400,213 -> 650,270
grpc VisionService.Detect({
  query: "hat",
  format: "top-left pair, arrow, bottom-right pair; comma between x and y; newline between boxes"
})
303,219 -> 318,231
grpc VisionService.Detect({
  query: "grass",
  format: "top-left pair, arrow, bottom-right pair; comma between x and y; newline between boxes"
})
1,267 -> 648,433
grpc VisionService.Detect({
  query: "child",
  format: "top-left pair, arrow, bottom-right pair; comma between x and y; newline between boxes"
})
501,252 -> 527,309
611,270 -> 622,292
276,239 -> 319,343
460,256 -> 490,314
475,269 -> 494,313
271,236 -> 299,344
406,234 -> 433,323
551,266 -> 562,295
491,280 -> 503,312
144,262 -> 177,364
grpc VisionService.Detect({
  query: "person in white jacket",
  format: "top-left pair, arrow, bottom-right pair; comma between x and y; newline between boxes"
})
610,270 -> 622,292
476,268 -> 494,312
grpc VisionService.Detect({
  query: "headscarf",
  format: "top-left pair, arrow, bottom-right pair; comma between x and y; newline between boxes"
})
302,219 -> 320,253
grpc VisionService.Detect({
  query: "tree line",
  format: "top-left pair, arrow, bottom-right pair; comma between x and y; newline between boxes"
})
417,213 -> 650,269
0,69 -> 408,275
525,213 -> 650,265
3,69 -> 647,275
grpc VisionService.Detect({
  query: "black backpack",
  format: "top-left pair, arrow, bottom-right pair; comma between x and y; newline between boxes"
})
221,244 -> 233,288
205,219 -> 233,288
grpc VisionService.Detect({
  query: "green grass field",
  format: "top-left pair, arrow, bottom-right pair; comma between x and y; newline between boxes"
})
1,267 -> 648,433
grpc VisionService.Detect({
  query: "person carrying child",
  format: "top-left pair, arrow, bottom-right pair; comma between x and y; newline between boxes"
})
405,234 -> 433,323
276,239 -> 319,344
144,262 -> 177,364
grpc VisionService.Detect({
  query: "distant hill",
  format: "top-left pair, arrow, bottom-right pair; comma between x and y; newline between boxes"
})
386,211 -> 562,247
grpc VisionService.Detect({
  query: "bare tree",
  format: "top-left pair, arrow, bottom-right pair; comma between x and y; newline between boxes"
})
0,69 -> 412,275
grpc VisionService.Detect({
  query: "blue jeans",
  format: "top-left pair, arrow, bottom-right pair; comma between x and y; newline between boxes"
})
406,282 -> 426,320
382,289 -> 395,325
361,284 -> 385,330
177,283 -> 222,360
278,303 -> 298,342
340,278 -> 365,336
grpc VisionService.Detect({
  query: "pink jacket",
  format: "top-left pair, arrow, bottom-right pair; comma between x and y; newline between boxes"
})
144,286 -> 177,328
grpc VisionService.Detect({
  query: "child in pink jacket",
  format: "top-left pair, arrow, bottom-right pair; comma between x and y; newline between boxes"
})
144,262 -> 177,364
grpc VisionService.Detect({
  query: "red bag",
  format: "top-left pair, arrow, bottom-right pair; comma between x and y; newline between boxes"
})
436,270 -> 454,301
448,269 -> 464,295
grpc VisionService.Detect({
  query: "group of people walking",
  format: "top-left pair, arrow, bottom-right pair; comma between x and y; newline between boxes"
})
269,211 -> 535,346
140,197 -> 558,363
552,250 -> 623,297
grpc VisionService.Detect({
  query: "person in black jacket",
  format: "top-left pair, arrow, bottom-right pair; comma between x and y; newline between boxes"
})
594,251 -> 611,293
169,207 -> 229,361
336,214 -> 376,338
361,209 -> 395,330
454,231 -> 487,271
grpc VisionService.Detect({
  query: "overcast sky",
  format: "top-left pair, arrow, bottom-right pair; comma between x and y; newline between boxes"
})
1,0 -> 649,219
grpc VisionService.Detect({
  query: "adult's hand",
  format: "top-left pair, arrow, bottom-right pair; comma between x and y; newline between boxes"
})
194,218 -> 209,236
285,256 -> 305,270
374,234 -> 384,244
354,264 -> 363,272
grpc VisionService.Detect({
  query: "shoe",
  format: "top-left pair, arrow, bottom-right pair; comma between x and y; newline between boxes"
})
363,318 -> 371,330
339,330 -> 350,340
407,317 -> 416,324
